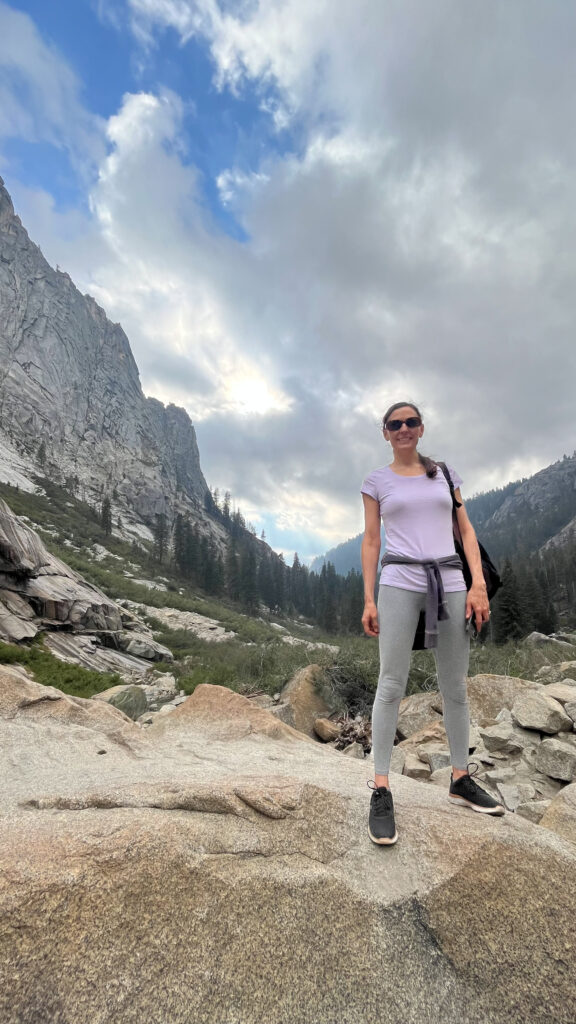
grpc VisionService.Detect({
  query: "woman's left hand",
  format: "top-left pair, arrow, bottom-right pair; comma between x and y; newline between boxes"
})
466,582 -> 490,632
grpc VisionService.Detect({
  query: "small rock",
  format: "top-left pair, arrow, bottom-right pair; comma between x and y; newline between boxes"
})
515,800 -> 551,824
496,782 -> 537,812
535,662 -> 576,683
542,682 -> 576,705
92,684 -> 147,721
428,766 -> 453,789
415,744 -> 451,772
313,718 -> 341,743
398,720 -> 447,747
389,746 -> 406,775
342,742 -> 364,759
485,766 -> 517,785
403,752 -> 431,781
534,737 -> 576,782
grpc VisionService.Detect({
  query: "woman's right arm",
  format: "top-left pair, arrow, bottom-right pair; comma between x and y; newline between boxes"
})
361,493 -> 381,637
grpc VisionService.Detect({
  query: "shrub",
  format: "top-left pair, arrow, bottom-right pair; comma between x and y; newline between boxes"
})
0,639 -> 121,698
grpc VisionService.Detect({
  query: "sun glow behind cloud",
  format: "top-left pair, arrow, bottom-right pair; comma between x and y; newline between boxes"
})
225,375 -> 292,416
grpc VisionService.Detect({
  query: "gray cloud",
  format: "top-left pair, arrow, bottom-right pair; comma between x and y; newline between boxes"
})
5,0 -> 576,551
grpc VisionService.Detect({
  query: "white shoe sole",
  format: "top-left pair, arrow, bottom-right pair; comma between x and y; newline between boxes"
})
368,827 -> 398,845
448,794 -> 505,815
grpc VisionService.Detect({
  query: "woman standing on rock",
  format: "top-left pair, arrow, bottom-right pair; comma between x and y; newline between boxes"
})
361,401 -> 504,845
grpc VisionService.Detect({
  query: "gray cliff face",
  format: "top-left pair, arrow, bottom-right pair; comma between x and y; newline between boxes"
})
0,177 -> 208,521
490,454 -> 576,523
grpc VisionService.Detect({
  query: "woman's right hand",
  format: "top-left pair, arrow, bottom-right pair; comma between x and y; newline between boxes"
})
362,600 -> 379,637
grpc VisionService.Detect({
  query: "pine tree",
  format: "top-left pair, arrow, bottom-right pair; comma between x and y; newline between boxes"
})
153,513 -> 168,564
101,496 -> 112,536
272,554 -> 287,610
226,540 -> 241,601
492,561 -> 525,643
239,543 -> 258,611
173,514 -> 186,574
257,552 -> 275,610
535,565 -> 558,634
222,491 -> 231,528
37,439 -> 47,468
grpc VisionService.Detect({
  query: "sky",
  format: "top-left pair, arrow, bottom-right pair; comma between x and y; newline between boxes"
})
1,0 -> 575,561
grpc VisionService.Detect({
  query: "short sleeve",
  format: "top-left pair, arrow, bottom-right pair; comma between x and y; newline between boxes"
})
361,471 -> 379,501
447,466 -> 463,490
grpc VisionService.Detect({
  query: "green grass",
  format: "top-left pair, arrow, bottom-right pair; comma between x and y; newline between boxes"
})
316,634 -> 576,718
147,624 -> 332,696
0,638 -> 121,698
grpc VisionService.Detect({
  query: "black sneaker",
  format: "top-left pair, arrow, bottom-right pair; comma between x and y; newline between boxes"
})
368,782 -> 398,845
449,762 -> 505,815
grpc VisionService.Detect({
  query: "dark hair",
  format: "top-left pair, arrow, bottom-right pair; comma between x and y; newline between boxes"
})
382,401 -> 437,478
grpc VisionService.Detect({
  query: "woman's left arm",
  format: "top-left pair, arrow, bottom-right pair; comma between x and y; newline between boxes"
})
453,488 -> 490,630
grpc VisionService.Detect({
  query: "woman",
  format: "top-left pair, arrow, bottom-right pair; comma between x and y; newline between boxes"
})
361,401 -> 504,845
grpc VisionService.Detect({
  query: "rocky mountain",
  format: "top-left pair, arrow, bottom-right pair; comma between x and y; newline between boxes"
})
315,454 -> 576,572
475,453 -> 576,560
0,177 -> 209,535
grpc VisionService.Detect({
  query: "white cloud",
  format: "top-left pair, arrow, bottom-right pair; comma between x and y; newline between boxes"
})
0,1 -> 105,172
5,1 -> 576,553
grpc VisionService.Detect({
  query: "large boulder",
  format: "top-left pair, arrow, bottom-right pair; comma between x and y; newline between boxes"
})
1,678 -> 576,1024
0,665 -> 139,744
479,720 -> 540,755
535,661 -> 576,683
534,736 -> 576,782
539,782 -> 576,843
93,684 -> 148,721
542,681 -> 576,705
465,674 -> 543,723
511,692 -> 573,734
523,632 -> 575,651
396,691 -> 443,738
275,664 -> 332,737
115,631 -> 174,662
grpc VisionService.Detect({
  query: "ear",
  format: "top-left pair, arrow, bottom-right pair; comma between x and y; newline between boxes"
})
383,428 -> 390,443
418,423 -> 424,438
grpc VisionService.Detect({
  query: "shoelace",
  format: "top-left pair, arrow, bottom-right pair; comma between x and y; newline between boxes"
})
367,780 -> 393,813
455,761 -> 482,796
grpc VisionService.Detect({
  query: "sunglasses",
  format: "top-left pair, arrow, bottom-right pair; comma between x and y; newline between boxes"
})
385,417 -> 422,431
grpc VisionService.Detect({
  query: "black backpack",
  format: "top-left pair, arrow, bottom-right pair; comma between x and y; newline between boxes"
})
412,463 -> 501,649
437,462 -> 501,600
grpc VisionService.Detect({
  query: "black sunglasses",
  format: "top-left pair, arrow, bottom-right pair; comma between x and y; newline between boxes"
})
385,416 -> 422,431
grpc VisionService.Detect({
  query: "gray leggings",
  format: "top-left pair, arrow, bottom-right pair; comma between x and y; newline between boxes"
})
372,586 -> 470,774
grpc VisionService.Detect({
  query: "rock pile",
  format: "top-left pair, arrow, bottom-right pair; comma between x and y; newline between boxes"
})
309,669 -> 576,840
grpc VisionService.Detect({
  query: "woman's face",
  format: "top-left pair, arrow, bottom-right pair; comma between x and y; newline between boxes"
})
383,405 -> 424,452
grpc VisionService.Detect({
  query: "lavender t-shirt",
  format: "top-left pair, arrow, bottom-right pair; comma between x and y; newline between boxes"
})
361,465 -> 467,593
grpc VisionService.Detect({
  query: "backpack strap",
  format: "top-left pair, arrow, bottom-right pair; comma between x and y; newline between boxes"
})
437,461 -> 462,510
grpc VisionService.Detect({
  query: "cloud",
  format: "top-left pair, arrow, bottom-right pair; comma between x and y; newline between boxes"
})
0,1 -> 105,173
5,1 -> 576,554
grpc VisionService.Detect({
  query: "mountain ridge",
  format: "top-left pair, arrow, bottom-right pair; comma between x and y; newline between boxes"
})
0,177 -> 211,538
